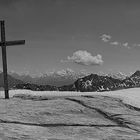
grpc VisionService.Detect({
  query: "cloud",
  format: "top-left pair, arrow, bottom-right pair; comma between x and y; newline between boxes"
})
100,34 -> 111,42
100,34 -> 133,49
66,50 -> 103,66
110,41 -> 119,46
133,44 -> 140,47
122,42 -> 128,47
122,42 -> 130,49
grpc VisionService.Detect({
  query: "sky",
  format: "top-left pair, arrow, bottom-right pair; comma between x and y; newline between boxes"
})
0,0 -> 140,75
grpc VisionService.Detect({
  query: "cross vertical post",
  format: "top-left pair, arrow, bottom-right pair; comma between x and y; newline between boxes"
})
0,20 -> 25,99
1,20 -> 9,99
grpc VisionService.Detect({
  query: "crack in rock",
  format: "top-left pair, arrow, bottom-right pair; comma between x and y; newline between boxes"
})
65,98 -> 140,132
121,101 -> 140,112
0,119 -> 119,128
81,95 -> 95,98
110,114 -> 140,117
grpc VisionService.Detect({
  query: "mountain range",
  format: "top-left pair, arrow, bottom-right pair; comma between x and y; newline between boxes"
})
58,70 -> 140,92
0,70 -> 140,92
9,69 -> 88,87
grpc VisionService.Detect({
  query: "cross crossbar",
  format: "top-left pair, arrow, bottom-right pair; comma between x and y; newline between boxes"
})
0,20 -> 25,99
0,40 -> 25,46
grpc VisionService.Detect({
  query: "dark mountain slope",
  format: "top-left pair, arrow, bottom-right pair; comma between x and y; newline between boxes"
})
60,71 -> 140,92
0,73 -> 24,88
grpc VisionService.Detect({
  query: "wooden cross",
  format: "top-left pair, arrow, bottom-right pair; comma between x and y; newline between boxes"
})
0,20 -> 25,99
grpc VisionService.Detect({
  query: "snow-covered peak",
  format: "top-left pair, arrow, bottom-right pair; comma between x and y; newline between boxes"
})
107,72 -> 127,80
42,68 -> 88,79
9,68 -> 89,86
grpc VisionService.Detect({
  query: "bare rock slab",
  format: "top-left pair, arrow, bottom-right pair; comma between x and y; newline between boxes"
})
0,95 -> 140,139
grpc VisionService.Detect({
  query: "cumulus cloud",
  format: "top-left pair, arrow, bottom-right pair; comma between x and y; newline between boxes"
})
66,50 -> 103,66
100,34 -> 111,42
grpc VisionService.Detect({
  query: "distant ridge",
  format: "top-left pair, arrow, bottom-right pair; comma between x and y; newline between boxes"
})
0,72 -> 24,88
0,72 -> 58,91
9,69 -> 88,86
2,70 -> 140,92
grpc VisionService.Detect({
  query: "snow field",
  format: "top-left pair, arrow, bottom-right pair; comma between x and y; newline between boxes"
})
0,88 -> 140,108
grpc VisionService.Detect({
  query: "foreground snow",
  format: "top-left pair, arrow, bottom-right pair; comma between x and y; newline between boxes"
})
0,88 -> 140,108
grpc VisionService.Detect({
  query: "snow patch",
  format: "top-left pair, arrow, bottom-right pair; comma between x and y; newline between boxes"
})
0,88 -> 140,108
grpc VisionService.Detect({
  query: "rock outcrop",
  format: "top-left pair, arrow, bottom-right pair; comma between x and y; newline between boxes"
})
1,95 -> 140,139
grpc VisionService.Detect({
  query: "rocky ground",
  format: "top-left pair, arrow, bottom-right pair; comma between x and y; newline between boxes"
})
0,93 -> 140,140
